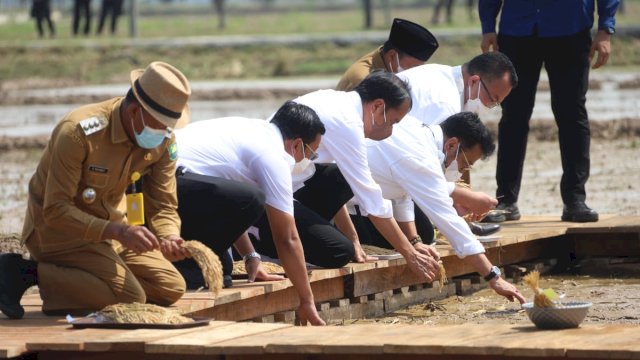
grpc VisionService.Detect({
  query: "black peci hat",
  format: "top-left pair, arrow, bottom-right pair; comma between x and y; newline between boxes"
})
387,18 -> 439,61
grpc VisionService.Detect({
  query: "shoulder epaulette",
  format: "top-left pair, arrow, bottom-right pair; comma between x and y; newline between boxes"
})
79,117 -> 108,136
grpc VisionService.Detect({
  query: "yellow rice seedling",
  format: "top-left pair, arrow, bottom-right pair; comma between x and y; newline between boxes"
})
181,240 -> 223,297
437,261 -> 448,292
98,303 -> 193,324
523,270 -> 556,307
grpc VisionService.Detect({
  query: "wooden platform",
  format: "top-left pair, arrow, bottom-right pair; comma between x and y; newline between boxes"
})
2,215 -> 639,359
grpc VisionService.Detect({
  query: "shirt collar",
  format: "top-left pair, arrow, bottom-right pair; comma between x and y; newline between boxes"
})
373,46 -> 389,72
111,97 -> 131,144
349,91 -> 364,129
452,65 -> 465,108
426,124 -> 445,164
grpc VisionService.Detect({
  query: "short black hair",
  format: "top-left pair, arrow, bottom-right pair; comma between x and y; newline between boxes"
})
354,70 -> 412,110
270,101 -> 325,144
466,52 -> 518,89
440,112 -> 495,159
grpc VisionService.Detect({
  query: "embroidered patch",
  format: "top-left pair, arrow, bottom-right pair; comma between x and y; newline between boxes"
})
88,165 -> 108,174
168,142 -> 178,161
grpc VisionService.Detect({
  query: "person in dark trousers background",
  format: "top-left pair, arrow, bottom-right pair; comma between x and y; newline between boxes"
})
96,0 -> 124,35
31,0 -> 55,38
479,0 -> 619,223
72,0 -> 92,36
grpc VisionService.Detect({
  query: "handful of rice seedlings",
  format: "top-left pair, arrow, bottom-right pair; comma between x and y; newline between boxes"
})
181,240 -> 223,296
97,303 -> 193,324
523,270 -> 557,308
437,261 -> 448,292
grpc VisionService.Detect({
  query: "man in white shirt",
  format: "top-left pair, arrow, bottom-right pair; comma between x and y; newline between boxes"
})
395,51 -> 518,238
174,101 -> 327,326
352,112 -> 525,303
271,71 -> 442,283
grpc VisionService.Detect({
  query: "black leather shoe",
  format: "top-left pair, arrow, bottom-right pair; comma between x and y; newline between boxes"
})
0,253 -> 38,319
223,275 -> 233,288
562,202 -> 599,222
469,222 -> 501,236
483,202 -> 521,223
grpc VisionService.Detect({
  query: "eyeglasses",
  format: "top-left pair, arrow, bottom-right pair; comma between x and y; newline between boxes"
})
460,148 -> 473,172
304,143 -> 319,161
479,78 -> 501,109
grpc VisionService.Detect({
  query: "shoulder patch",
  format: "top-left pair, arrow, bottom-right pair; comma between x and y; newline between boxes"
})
79,117 -> 108,136
168,142 -> 178,161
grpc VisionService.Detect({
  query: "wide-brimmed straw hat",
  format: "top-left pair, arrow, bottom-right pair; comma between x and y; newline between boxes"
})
130,61 -> 191,129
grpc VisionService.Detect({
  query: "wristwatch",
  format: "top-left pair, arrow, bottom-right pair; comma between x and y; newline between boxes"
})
483,265 -> 501,282
243,251 -> 261,263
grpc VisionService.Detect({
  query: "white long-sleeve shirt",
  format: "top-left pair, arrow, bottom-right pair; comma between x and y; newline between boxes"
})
362,115 -> 486,258
397,64 -> 465,126
292,89 -> 393,218
176,117 -> 296,215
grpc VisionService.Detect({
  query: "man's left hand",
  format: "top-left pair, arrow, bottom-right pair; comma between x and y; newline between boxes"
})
245,257 -> 286,283
489,277 -> 526,304
415,242 -> 440,262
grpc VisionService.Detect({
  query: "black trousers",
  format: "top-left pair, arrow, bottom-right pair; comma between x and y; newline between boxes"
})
351,205 -> 435,250
496,29 -> 592,206
253,164 -> 355,268
175,172 -> 265,289
72,0 -> 91,35
96,0 -> 123,34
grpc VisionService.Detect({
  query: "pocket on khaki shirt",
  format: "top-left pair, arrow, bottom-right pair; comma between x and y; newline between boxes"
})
84,172 -> 109,189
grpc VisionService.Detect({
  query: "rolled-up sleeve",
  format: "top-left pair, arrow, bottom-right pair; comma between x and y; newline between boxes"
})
42,121 -> 110,242
144,138 -> 181,239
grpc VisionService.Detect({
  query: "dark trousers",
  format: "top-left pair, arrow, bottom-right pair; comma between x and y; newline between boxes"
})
253,164 -> 355,268
351,205 -> 435,250
72,0 -> 91,35
496,29 -> 592,206
32,1 -> 55,37
97,0 -> 123,34
175,172 -> 266,289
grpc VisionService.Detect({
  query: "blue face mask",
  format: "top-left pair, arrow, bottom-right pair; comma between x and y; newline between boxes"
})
132,111 -> 169,149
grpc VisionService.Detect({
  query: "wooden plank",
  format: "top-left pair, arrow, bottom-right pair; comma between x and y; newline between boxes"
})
82,321 -> 235,352
146,322 -> 291,355
191,277 -> 344,322
27,328 -> 125,351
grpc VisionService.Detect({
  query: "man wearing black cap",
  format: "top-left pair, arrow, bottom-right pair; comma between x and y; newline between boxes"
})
336,18 -> 438,92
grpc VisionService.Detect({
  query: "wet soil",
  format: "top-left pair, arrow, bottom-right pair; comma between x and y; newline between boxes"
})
348,272 -> 640,326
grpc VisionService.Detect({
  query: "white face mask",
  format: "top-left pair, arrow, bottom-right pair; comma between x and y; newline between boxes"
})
443,144 -> 463,182
463,80 -> 492,117
389,53 -> 405,73
290,143 -> 316,189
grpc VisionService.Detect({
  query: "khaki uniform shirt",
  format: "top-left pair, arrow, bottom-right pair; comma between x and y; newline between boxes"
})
336,46 -> 389,92
22,97 -> 181,254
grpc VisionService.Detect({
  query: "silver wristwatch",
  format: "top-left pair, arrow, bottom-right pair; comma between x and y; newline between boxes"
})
243,251 -> 261,263
483,265 -> 501,282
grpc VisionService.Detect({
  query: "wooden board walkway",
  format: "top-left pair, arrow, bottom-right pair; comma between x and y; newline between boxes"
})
1,215 -> 639,359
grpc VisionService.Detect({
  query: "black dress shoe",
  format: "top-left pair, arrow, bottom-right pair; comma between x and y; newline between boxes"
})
469,222 -> 501,236
0,253 -> 38,319
483,202 -> 521,223
223,275 -> 233,288
562,202 -> 599,222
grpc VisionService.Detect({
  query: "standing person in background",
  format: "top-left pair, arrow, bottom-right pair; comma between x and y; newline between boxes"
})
336,18 -> 438,92
72,0 -> 92,36
96,0 -> 124,35
431,0 -> 477,25
480,0 -> 619,223
31,0 -> 55,38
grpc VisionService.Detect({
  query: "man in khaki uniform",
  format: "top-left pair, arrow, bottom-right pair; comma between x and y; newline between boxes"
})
0,61 -> 191,319
336,18 -> 439,92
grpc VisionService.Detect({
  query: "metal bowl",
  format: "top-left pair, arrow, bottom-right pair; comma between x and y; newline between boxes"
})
522,301 -> 592,329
